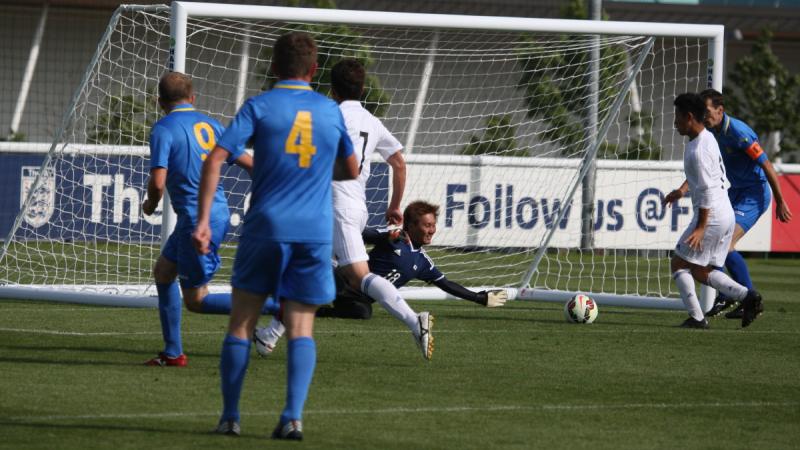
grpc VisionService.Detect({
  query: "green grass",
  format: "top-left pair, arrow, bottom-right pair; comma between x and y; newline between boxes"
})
0,258 -> 799,449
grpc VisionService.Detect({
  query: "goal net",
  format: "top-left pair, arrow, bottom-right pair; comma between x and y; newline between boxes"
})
0,3 -> 723,308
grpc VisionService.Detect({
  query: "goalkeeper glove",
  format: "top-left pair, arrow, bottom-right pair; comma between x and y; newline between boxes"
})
478,289 -> 508,307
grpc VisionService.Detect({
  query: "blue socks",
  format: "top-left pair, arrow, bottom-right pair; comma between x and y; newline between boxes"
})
280,337 -> 317,424
715,251 -> 754,301
220,334 -> 251,423
201,294 -> 280,315
156,282 -> 182,358
200,293 -> 233,314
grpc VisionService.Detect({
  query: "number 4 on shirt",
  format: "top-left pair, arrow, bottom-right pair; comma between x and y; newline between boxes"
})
285,111 -> 317,168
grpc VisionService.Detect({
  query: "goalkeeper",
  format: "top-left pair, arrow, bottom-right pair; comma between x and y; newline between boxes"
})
254,201 -> 506,355
319,200 -> 508,320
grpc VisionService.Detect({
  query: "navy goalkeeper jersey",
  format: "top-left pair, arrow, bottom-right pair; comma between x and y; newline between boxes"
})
364,230 -> 444,288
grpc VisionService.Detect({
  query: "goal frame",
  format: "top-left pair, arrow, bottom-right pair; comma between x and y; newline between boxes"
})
0,2 -> 725,309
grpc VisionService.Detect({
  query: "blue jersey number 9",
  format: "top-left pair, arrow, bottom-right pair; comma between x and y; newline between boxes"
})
193,122 -> 216,161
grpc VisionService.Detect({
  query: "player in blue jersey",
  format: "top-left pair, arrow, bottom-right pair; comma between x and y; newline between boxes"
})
699,89 -> 792,319
192,32 -> 358,439
252,201 -> 505,338
141,72 -> 253,367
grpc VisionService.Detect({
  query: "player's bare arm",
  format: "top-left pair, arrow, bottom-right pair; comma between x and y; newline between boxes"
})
333,152 -> 359,181
385,151 -> 406,224
233,151 -> 254,176
663,179 -> 689,207
760,159 -> 792,222
142,167 -> 167,215
192,145 -> 229,254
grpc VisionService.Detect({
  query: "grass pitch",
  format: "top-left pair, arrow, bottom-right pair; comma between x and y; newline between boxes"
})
1,258 -> 799,449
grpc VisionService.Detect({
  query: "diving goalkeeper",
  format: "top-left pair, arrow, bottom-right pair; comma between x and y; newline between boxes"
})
254,201 -> 507,354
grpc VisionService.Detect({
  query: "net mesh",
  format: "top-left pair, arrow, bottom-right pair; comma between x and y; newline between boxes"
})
0,6 -> 711,299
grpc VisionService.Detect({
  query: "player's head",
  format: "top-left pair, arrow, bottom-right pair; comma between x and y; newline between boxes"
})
699,88 -> 725,130
158,72 -> 194,112
331,59 -> 365,102
271,31 -> 318,81
403,201 -> 439,246
673,93 -> 706,138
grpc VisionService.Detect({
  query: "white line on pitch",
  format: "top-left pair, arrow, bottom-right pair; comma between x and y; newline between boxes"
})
6,401 -> 798,422
0,326 -> 798,336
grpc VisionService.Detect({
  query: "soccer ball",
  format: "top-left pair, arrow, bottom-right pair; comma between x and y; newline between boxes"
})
564,294 -> 598,324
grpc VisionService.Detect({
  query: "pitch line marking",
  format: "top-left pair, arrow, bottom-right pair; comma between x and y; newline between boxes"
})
6,401 -> 798,422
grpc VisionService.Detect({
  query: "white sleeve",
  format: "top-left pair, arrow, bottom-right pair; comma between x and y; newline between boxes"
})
694,145 -> 717,209
375,121 -> 403,161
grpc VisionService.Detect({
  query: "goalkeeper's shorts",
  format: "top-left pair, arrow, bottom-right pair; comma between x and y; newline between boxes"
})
232,239 -> 335,305
162,219 -> 227,289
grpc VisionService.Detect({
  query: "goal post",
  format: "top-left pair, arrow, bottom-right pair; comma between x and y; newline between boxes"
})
0,2 -> 725,309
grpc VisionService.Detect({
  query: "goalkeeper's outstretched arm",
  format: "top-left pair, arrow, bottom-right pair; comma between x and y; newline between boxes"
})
432,278 -> 507,307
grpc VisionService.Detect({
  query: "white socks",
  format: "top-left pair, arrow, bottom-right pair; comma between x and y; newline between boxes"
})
673,269 -> 704,321
361,273 -> 419,334
265,316 -> 286,340
706,270 -> 748,301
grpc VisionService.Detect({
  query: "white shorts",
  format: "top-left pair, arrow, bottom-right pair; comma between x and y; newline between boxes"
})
333,203 -> 369,266
674,205 -> 734,267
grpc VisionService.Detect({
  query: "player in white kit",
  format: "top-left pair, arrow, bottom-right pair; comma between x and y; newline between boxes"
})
663,93 -> 763,329
255,59 -> 434,359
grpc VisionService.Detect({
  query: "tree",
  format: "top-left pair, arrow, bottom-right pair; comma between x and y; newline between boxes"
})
462,115 -> 527,157
725,29 -> 800,159
516,0 -> 661,160
256,0 -> 390,117
88,93 -> 159,145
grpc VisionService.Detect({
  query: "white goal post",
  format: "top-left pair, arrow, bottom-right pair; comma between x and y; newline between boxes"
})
0,2 -> 727,309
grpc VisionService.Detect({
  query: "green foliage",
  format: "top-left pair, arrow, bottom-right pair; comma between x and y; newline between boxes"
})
1,132 -> 26,142
88,93 -> 159,145
725,29 -> 800,157
462,115 -> 528,157
256,0 -> 390,117
517,0 -> 655,159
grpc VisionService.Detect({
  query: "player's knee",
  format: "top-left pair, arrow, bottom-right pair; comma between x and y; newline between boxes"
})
691,266 -> 711,284
152,261 -> 175,284
182,287 -> 206,313
670,256 -> 687,273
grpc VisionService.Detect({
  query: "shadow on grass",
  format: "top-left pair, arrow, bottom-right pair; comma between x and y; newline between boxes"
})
0,344 -> 221,359
0,420 -> 263,441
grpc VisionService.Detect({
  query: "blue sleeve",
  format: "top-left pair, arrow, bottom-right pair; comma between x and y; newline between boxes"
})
149,124 -> 172,170
335,107 -> 354,159
730,121 -> 759,152
218,100 -> 257,161
417,251 -> 445,283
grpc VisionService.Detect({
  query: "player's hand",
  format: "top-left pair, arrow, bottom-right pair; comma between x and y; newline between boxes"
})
385,207 -> 403,226
192,223 -> 212,255
484,289 -> 508,308
386,224 -> 403,241
662,189 -> 683,207
142,198 -> 157,216
684,227 -> 705,251
776,200 -> 792,223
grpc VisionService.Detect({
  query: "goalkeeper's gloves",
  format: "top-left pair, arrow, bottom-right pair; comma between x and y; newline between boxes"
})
478,289 -> 508,307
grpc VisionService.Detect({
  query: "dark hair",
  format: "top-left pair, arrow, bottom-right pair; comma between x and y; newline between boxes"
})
403,201 -> 440,230
158,72 -> 193,105
673,93 -> 706,123
699,88 -> 724,108
272,32 -> 317,79
331,59 -> 365,101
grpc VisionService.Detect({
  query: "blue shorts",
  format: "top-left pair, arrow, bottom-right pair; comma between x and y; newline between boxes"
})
728,184 -> 771,232
231,240 -> 334,305
162,219 -> 228,289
